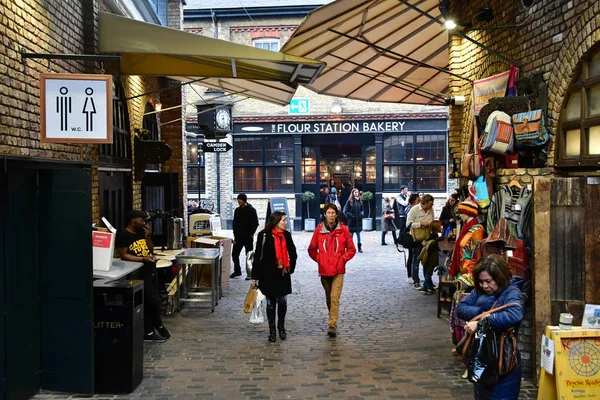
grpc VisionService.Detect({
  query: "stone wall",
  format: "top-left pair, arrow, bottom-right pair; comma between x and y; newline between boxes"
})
448,0 -> 600,378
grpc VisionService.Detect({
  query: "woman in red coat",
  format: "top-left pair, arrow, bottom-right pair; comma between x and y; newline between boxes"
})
308,203 -> 356,337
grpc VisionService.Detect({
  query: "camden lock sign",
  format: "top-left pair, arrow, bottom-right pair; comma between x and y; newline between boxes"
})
40,74 -> 113,144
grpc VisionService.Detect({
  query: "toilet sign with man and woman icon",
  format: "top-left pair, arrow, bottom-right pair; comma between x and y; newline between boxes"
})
40,74 -> 113,143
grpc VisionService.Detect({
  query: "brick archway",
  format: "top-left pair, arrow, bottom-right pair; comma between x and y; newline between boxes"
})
549,12 -> 600,122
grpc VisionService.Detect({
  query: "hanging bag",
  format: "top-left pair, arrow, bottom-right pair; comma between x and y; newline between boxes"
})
243,284 -> 258,313
480,111 -> 514,154
511,108 -> 549,147
411,225 -> 431,243
461,119 -> 482,180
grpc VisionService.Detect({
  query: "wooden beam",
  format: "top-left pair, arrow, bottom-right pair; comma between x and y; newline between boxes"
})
533,177 -> 552,383
586,181 -> 600,304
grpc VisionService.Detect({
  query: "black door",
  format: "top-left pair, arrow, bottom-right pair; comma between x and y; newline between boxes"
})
99,171 -> 132,231
0,169 -> 40,400
38,168 -> 94,394
142,172 -> 180,246
0,163 -> 94,398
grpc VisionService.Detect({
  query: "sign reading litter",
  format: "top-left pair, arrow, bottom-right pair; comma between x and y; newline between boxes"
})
40,73 -> 112,143
202,142 -> 232,152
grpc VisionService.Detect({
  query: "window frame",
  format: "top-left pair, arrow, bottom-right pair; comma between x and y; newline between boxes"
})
557,47 -> 600,168
233,135 -> 295,192
382,132 -> 447,192
252,38 -> 280,51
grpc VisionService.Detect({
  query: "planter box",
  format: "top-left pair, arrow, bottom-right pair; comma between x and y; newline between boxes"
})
362,218 -> 373,231
304,218 -> 316,232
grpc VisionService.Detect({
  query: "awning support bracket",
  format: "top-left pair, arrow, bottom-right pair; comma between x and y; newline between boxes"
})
21,48 -> 121,65
396,0 -> 522,69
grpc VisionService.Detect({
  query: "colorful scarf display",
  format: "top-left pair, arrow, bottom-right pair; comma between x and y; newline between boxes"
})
450,217 -> 480,277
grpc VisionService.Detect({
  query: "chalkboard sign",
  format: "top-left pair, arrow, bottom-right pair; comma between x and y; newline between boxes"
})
265,197 -> 291,232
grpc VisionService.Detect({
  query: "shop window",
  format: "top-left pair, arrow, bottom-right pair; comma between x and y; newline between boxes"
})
253,38 -> 280,51
99,77 -> 131,167
187,136 -> 205,194
234,137 -> 262,164
383,133 -> 446,191
384,135 -> 413,162
365,145 -> 376,184
558,46 -> 600,167
265,137 -> 293,164
416,165 -> 446,191
143,102 -> 160,170
233,136 -> 294,192
234,167 -> 263,192
302,146 -> 317,184
266,167 -> 294,191
384,166 -> 414,189
415,134 -> 445,162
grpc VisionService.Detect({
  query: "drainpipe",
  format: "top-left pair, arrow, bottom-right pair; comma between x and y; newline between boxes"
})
212,11 -> 222,215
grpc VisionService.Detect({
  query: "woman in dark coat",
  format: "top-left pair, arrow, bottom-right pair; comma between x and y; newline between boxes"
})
457,255 -> 524,400
252,211 -> 298,343
343,188 -> 364,253
440,193 -> 459,236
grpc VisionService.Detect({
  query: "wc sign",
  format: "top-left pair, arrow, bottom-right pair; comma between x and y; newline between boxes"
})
40,74 -> 113,143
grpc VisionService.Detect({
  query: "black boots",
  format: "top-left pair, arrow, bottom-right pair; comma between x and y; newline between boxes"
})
278,322 -> 286,340
358,243 -> 363,253
269,326 -> 277,342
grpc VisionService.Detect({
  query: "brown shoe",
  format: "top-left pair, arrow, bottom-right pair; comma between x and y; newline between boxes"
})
327,326 -> 336,338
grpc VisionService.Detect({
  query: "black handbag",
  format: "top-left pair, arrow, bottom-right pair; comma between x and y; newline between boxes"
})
397,223 -> 415,248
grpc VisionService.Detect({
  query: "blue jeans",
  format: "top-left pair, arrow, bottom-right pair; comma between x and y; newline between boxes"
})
411,243 -> 423,285
351,231 -> 362,244
422,272 -> 434,291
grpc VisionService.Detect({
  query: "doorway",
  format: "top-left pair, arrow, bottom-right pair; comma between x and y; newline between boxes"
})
319,143 -> 363,208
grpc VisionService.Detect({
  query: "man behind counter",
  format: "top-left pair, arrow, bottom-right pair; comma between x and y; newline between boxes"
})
116,209 -> 171,342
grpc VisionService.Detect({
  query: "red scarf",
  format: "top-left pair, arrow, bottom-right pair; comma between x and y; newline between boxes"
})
450,218 -> 480,277
271,228 -> 290,275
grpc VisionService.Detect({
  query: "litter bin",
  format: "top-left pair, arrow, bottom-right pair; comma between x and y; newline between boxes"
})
93,279 -> 144,394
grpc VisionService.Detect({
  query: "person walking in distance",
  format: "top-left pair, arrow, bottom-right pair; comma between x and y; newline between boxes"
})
251,212 -> 297,343
343,188 -> 364,253
308,204 -> 356,338
231,193 -> 259,279
116,210 -> 170,342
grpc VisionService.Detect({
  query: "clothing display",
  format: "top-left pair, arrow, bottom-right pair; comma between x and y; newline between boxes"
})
486,185 -> 532,241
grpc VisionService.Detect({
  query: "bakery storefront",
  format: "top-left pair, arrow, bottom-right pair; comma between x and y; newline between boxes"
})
233,114 -> 448,230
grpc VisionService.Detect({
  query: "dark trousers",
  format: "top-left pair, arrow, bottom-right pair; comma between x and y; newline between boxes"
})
143,273 -> 163,335
232,236 -> 253,274
266,296 -> 287,328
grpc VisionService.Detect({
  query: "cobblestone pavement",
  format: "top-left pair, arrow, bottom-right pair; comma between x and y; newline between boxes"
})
35,231 -> 538,399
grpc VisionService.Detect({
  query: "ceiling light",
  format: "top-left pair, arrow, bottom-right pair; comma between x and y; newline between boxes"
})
155,102 -> 162,112
444,20 -> 457,29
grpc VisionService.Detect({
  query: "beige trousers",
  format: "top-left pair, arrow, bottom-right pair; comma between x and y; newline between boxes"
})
320,274 -> 344,328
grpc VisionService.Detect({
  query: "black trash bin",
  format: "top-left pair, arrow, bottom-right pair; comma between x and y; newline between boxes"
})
93,279 -> 144,394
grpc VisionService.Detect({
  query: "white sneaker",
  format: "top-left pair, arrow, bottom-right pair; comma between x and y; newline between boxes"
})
406,277 -> 414,284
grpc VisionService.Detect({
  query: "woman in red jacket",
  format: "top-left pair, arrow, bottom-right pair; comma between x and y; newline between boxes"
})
308,203 -> 356,337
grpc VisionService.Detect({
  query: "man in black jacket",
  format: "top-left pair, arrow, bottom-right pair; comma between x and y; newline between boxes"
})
231,193 -> 259,279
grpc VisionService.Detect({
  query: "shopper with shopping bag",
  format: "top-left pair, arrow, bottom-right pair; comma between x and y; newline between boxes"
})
251,211 -> 297,343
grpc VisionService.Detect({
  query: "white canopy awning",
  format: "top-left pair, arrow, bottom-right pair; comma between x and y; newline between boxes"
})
281,0 -> 451,105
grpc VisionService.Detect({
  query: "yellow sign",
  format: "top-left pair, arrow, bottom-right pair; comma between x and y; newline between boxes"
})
538,327 -> 600,400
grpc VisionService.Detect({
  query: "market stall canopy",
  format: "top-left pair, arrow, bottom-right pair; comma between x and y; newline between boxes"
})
281,0 -> 451,105
99,12 -> 325,86
170,76 -> 296,106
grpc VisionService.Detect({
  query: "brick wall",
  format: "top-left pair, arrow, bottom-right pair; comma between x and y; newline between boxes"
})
448,0 -> 600,378
1,0 -> 181,222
